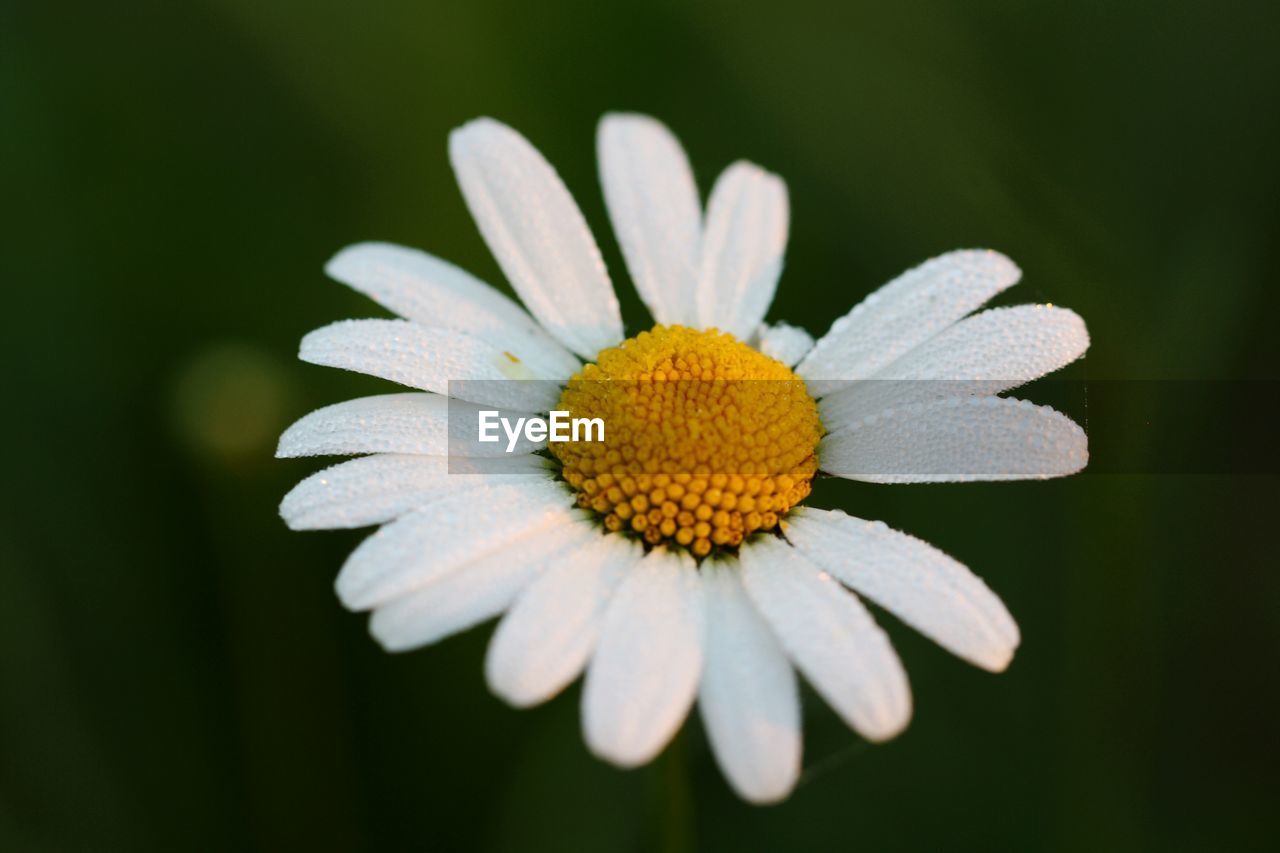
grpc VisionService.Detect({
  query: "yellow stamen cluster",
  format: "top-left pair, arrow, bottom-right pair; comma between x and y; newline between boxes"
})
550,325 -> 823,557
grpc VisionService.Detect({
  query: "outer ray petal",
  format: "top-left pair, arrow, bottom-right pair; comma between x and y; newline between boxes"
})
598,113 -> 702,325
279,453 -> 550,531
798,250 -> 1021,394
335,479 -> 575,611
739,536 -> 912,742
819,396 -> 1088,483
369,514 -> 597,652
697,162 -> 789,340
486,533 -> 644,707
583,548 -> 704,767
276,393 -> 543,459
786,508 -> 1020,671
819,304 -> 1089,427
450,118 -> 623,359
874,304 -> 1088,383
698,560 -> 801,804
325,242 -> 581,378
276,394 -> 453,458
298,319 -> 561,412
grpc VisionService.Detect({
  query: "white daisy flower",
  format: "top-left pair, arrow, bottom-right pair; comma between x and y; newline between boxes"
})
277,113 -> 1089,804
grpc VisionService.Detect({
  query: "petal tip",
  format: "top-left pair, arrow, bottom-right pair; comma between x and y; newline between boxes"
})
486,679 -> 541,710
323,240 -> 396,282
599,110 -> 658,131
368,612 -> 419,653
735,781 -> 797,807
274,426 -> 304,458
945,248 -> 1022,287
450,115 -> 502,138
584,735 -> 659,770
973,642 -> 1018,673
981,248 -> 1021,278
484,653 -> 555,710
862,705 -> 913,743
334,573 -> 370,613
448,117 -> 507,162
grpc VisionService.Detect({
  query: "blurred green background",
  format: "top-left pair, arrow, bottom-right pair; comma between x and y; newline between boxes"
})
3,0 -> 1278,850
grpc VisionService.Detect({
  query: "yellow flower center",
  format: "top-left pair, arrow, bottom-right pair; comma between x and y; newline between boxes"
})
550,325 -> 823,557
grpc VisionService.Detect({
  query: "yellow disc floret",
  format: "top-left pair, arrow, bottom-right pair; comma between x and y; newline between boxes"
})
550,325 -> 823,557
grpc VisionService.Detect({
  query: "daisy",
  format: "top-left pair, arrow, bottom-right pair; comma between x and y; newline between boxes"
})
277,113 -> 1089,804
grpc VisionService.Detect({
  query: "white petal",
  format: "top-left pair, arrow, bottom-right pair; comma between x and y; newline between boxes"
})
697,162 -> 789,340
279,453 -> 550,530
697,560 -> 801,804
449,118 -> 623,358
486,533 -> 644,707
298,319 -> 561,413
819,396 -> 1089,483
325,242 -> 580,378
786,509 -> 1020,672
276,392 -> 542,458
755,321 -> 815,367
598,113 -> 702,325
740,536 -> 911,742
798,250 -> 1021,394
369,515 -> 596,652
276,394 -> 453,458
819,305 -> 1089,428
335,479 -> 574,611
875,305 -> 1088,383
582,549 -> 704,767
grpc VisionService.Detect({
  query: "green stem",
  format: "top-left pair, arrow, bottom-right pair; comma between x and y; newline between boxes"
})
657,729 -> 695,853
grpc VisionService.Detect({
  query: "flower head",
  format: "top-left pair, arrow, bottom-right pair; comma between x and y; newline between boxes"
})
551,324 -> 823,554
278,113 -> 1089,803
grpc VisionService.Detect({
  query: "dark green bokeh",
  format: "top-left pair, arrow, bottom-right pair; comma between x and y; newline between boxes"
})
3,1 -> 1277,850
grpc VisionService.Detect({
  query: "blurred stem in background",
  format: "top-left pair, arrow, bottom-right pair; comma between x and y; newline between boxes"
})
656,730 -> 696,853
